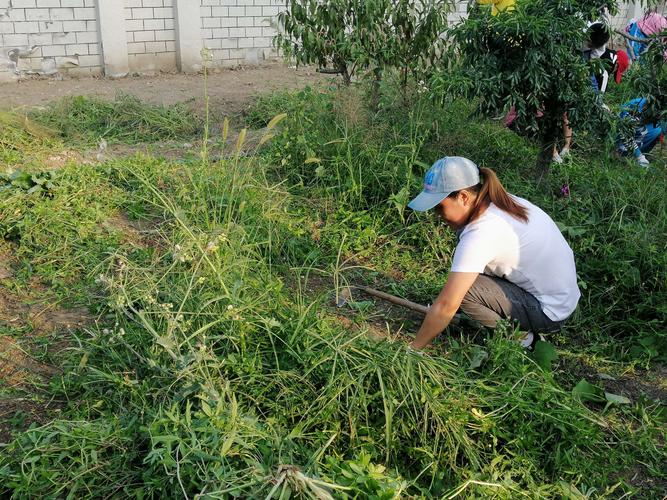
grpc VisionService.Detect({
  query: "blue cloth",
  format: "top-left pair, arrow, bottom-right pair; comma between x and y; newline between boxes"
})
618,98 -> 664,156
626,22 -> 649,61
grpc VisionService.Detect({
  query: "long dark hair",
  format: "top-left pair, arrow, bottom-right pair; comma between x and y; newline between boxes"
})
450,167 -> 529,224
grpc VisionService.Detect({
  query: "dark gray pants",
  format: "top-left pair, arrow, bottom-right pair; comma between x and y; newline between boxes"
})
460,275 -> 565,333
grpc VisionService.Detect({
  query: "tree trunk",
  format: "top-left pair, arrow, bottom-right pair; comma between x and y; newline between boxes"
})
370,67 -> 382,112
535,133 -> 554,185
535,102 -> 560,185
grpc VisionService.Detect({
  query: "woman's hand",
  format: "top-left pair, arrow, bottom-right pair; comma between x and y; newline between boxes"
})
411,272 -> 479,349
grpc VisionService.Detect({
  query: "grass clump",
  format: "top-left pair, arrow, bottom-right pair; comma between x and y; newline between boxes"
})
31,93 -> 202,145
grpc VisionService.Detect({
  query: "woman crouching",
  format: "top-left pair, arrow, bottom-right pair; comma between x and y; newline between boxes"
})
408,157 -> 580,350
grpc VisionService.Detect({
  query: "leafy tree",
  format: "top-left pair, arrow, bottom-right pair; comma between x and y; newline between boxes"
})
624,23 -> 667,126
437,0 -> 619,182
275,0 -> 452,100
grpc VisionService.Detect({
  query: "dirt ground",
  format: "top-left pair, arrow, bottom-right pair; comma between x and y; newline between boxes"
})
0,61 -> 327,115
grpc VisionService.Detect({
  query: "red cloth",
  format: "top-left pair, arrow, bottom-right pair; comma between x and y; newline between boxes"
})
615,49 -> 630,84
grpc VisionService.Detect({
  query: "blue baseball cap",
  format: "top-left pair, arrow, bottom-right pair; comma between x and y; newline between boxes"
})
408,157 -> 480,211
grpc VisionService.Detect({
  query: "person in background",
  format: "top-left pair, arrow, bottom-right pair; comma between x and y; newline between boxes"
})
626,12 -> 667,62
617,97 -> 665,167
406,157 -> 580,351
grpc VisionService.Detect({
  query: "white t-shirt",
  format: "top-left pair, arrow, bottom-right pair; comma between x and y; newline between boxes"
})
451,196 -> 580,321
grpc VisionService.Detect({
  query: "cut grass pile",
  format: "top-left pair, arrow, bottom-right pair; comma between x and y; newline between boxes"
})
0,85 -> 665,497
30,93 -> 202,146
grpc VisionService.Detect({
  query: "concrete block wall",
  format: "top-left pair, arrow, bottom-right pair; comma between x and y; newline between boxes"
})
200,0 -> 281,67
0,0 -> 102,80
124,0 -> 177,72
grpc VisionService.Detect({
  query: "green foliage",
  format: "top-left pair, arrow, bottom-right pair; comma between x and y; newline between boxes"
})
626,30 -> 667,126
440,0 -> 618,177
275,0 -> 451,90
0,82 -> 665,498
31,93 -> 202,145
0,169 -> 57,195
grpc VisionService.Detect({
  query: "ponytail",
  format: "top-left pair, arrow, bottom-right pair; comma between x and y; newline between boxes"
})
454,167 -> 529,224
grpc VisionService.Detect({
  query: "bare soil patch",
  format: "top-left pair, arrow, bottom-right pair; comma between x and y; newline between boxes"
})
0,62 -> 327,117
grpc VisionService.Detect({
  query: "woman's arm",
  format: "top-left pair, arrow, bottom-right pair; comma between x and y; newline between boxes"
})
410,272 -> 479,349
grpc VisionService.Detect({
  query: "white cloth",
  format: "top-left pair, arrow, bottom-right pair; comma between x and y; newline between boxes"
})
451,196 -> 580,321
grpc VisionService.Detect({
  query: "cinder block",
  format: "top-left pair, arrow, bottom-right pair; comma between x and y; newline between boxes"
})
214,49 -> 230,60
220,37 -> 237,48
201,28 -> 213,38
36,0 -> 61,7
164,18 -> 174,29
152,7 -> 172,18
229,6 -> 244,16
238,17 -> 253,27
245,26 -> 262,37
211,6 -> 228,16
253,16 -> 271,27
145,40 -> 166,52
127,41 -> 146,54
11,0 -> 36,8
87,42 -> 100,54
228,48 -> 245,59
52,31 -> 76,43
202,17 -> 221,27
228,27 -> 244,37
245,6 -> 261,16
125,19 -> 144,31
220,17 -> 237,27
261,26 -> 275,36
237,0 -> 253,4
125,0 -> 142,7
50,7 -> 74,20
26,8 -> 49,20
220,0 -> 236,6
261,5 -> 279,16
61,0 -> 85,6
204,38 -> 222,48
62,20 -> 86,31
1,33 -> 28,46
0,23 -> 16,34
73,6 -> 95,19
164,40 -> 175,52
253,36 -> 271,47
126,31 -> 135,42
66,43 -> 88,54
8,8 -> 27,21
142,0 -> 163,7
77,54 -> 100,67
41,44 -> 67,56
131,7 -> 152,19
76,30 -> 97,43
13,21 -> 40,33
200,6 -> 212,17
202,0 -> 220,5
211,27 -> 229,38
163,0 -> 174,6
28,32 -> 53,44
83,0 -> 95,6
154,29 -> 174,41
39,20 -> 64,32
238,37 -> 253,48
143,18 -> 165,30
85,20 -> 97,30
133,30 -> 155,41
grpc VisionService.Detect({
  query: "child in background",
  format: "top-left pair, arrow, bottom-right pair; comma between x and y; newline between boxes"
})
617,98 -> 665,167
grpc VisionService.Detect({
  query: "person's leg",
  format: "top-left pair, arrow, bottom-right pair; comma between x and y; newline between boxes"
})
639,124 -> 662,154
460,274 -> 563,333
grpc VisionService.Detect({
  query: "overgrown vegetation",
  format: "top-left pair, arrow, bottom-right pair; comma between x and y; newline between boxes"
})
0,76 -> 664,497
